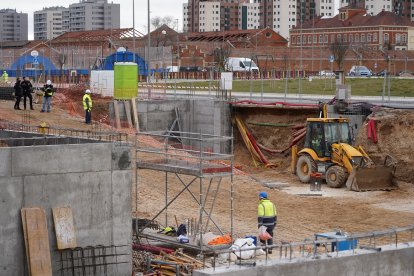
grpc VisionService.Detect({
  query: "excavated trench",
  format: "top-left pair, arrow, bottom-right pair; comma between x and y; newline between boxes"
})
232,105 -> 414,184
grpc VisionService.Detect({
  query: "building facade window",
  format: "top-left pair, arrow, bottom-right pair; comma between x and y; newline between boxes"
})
384,33 -> 389,42
396,33 -> 401,44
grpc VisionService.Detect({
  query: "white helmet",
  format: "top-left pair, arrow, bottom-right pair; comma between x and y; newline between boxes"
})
46,80 -> 51,85
85,89 -> 91,94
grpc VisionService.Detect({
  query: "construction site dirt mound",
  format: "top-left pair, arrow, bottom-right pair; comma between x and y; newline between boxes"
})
356,108 -> 414,183
56,86 -> 112,125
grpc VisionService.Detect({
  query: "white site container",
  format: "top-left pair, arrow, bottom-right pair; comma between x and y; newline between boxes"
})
90,70 -> 114,97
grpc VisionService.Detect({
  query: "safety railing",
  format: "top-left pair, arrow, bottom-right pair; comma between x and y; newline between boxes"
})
136,131 -> 233,178
0,119 -> 129,146
203,224 -> 414,271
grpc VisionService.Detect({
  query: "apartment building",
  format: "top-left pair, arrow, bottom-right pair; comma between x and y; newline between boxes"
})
69,0 -> 120,32
183,0 -> 249,32
239,2 -> 260,30
183,0 -> 339,39
199,2 -> 221,32
315,0 -> 336,17
34,7 -> 68,40
0,9 -> 28,41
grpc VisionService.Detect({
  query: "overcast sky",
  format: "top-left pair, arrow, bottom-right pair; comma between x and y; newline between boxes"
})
0,0 -> 183,40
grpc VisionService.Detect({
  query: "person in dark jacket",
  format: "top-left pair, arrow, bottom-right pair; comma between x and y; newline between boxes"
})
21,76 -> 34,110
41,80 -> 54,112
13,78 -> 23,110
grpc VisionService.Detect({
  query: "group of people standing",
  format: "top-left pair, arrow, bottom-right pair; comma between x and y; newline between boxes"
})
13,77 -> 33,110
13,78 -> 92,124
13,78 -> 54,112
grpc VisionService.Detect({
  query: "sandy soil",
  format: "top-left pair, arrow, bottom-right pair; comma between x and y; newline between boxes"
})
2,99 -> 414,244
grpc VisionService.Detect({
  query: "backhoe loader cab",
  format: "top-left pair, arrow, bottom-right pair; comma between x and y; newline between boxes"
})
295,118 -> 397,191
304,118 -> 352,158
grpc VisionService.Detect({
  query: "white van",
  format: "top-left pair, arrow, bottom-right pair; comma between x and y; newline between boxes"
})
225,57 -> 259,73
166,66 -> 180,72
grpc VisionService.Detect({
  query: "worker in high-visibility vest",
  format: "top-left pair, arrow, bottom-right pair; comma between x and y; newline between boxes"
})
258,191 -> 277,253
2,70 -> 8,82
82,89 -> 93,124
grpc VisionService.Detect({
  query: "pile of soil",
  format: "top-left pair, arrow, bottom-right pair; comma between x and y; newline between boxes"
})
55,86 -> 112,125
356,108 -> 414,183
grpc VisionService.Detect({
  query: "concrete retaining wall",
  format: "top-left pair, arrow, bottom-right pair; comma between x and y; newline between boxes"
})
135,99 -> 231,152
194,245 -> 414,276
0,141 -> 132,275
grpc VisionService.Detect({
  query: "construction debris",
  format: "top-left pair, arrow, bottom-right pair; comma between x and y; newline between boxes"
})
132,248 -> 207,275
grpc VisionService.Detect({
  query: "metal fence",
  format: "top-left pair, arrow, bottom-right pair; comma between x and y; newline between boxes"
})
204,224 -> 414,271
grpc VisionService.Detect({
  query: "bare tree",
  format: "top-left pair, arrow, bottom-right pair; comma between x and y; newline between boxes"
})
330,41 -> 349,70
213,46 -> 231,72
151,16 -> 175,29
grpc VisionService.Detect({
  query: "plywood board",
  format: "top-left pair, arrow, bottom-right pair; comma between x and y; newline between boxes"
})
113,100 -> 121,129
24,208 -> 52,276
21,209 -> 31,275
124,101 -> 133,128
52,207 -> 77,250
130,97 -> 140,131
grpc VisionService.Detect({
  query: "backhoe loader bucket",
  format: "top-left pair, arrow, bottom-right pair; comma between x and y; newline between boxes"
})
346,166 -> 397,192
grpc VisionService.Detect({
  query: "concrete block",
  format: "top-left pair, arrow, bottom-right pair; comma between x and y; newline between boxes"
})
111,146 -> 132,170
0,148 -> 11,177
0,177 -> 24,276
111,170 -> 132,275
12,143 -> 112,176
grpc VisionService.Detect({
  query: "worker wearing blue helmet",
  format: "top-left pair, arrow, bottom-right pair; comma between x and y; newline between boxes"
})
258,191 -> 277,253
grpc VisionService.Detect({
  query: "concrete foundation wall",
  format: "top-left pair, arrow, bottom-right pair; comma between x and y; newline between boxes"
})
0,142 -> 132,276
135,99 -> 231,152
194,246 -> 414,276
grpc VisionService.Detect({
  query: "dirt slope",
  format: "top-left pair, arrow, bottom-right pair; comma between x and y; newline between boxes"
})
356,108 -> 414,183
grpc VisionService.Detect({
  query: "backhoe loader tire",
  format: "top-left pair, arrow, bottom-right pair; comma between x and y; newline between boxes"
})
326,165 -> 348,188
296,155 -> 317,183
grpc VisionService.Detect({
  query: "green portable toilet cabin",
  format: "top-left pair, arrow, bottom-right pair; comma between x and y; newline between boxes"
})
114,62 -> 138,99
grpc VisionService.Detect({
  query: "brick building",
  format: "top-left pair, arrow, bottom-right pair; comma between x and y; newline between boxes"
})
290,6 -> 414,51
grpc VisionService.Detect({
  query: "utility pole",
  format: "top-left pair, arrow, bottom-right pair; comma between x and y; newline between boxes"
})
299,0 -> 304,96
49,20 -> 52,80
147,0 -> 151,97
133,0 -> 135,63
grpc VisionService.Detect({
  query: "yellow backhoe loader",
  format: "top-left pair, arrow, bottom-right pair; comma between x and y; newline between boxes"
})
292,118 -> 397,191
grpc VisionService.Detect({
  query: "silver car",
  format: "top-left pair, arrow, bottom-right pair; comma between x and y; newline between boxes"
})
349,65 -> 372,77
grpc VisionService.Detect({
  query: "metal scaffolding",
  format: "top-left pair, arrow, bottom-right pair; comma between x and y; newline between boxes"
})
135,130 -> 234,253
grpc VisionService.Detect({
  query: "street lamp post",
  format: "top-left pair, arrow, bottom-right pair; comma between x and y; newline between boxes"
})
147,0 -> 151,95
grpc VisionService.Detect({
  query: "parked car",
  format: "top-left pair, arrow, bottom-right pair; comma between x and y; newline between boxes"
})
349,65 -> 372,77
376,69 -> 389,77
318,70 -> 335,77
397,71 -> 414,77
